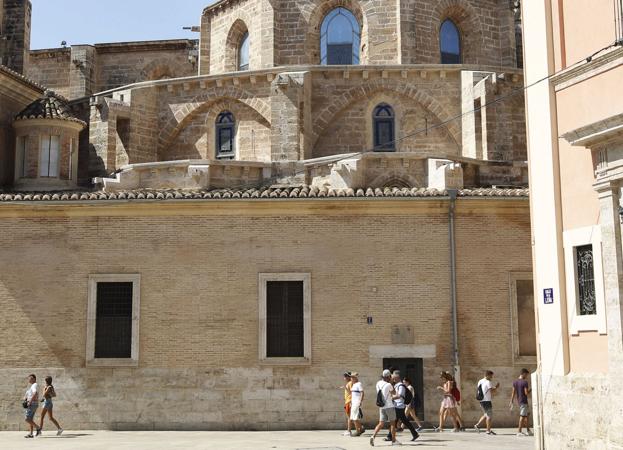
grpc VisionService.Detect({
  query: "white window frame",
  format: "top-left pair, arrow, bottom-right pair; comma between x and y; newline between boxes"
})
258,273 -> 311,365
563,226 -> 607,335
86,274 -> 141,367
509,272 -> 537,365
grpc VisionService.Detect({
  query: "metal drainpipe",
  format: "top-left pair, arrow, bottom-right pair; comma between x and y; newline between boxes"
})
449,189 -> 459,368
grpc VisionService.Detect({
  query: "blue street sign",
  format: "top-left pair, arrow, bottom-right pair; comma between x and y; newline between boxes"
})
544,288 -> 554,304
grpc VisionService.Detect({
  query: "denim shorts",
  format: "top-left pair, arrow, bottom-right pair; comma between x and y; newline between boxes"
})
25,402 -> 38,420
42,399 -> 53,410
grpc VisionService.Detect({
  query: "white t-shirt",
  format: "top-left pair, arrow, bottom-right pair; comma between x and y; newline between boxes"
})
351,381 -> 364,407
376,380 -> 394,409
393,383 -> 407,408
25,383 -> 38,402
478,378 -> 494,402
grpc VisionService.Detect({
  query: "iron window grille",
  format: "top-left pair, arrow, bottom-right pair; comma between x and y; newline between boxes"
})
576,244 -> 597,316
266,281 -> 305,358
320,7 -> 361,65
440,19 -> 462,64
94,282 -> 133,359
373,104 -> 396,151
216,111 -> 235,160
239,32 -> 250,71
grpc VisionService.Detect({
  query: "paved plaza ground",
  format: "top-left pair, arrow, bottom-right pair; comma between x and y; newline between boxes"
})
0,429 -> 534,449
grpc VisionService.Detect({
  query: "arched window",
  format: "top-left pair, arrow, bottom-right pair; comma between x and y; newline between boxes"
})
373,104 -> 395,151
320,8 -> 361,65
216,111 -> 235,159
238,32 -> 250,71
440,19 -> 461,64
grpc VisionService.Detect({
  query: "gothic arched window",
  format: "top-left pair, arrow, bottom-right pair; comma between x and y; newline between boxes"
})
373,104 -> 395,151
216,111 -> 235,159
320,7 -> 361,65
440,19 -> 461,64
238,32 -> 250,71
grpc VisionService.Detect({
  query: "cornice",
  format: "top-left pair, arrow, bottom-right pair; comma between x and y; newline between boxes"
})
553,45 -> 623,91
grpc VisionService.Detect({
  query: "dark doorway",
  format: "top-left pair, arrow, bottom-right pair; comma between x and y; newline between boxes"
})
383,358 -> 425,420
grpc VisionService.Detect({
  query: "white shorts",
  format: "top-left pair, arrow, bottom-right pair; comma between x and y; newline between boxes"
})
350,404 -> 361,421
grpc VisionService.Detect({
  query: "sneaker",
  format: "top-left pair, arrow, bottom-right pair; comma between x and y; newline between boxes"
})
416,427 -> 423,432
383,437 -> 393,442
474,425 -> 480,433
57,428 -> 63,436
369,437 -> 375,447
411,434 -> 420,442
35,428 -> 42,436
486,430 -> 497,435
24,434 -> 34,439
343,431 -> 352,436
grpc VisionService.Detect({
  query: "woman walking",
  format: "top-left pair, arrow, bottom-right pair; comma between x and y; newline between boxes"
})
403,377 -> 424,431
435,371 -> 460,432
39,376 -> 63,436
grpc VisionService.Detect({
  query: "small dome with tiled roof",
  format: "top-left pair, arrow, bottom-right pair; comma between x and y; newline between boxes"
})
14,90 -> 86,126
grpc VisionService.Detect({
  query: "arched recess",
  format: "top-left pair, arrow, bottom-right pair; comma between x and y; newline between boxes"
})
311,79 -> 461,152
141,59 -> 175,81
433,0 -> 485,65
225,19 -> 250,72
305,0 -> 369,65
372,175 -> 419,189
158,87 -> 271,156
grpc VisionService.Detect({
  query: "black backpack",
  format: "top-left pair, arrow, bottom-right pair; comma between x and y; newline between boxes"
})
376,388 -> 386,407
476,383 -> 484,401
397,383 -> 413,405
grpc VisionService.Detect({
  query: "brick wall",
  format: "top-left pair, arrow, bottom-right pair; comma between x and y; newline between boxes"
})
0,199 -> 533,430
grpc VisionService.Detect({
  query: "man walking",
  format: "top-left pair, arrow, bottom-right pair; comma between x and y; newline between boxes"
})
23,374 -> 42,438
341,372 -> 353,436
510,369 -> 533,436
349,372 -> 365,436
474,370 -> 499,435
385,372 -> 419,442
370,369 -> 400,446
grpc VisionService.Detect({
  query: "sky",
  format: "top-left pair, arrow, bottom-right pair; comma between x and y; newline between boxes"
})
30,0 -> 217,49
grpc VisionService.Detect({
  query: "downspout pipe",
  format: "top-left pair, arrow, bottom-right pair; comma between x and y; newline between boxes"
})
449,189 -> 460,368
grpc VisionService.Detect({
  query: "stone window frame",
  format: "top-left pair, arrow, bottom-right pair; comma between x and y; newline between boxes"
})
258,273 -> 312,366
320,7 -> 362,66
563,226 -> 607,335
372,103 -> 396,151
215,111 -> 236,160
86,274 -> 141,368
238,31 -> 250,71
509,272 -> 537,365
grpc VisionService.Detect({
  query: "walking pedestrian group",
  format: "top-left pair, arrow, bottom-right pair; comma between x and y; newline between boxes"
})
21,374 -> 63,438
339,367 -> 534,446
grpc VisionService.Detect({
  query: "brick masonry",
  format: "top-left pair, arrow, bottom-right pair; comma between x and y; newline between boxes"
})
0,199 -> 534,431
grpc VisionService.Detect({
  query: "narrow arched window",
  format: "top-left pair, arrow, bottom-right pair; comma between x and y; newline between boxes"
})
238,32 -> 250,71
320,8 -> 361,65
216,111 -> 235,159
373,104 -> 395,151
440,19 -> 461,64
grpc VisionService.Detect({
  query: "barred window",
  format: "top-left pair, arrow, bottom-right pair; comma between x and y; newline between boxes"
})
320,8 -> 361,65
576,245 -> 597,316
259,273 -> 311,364
95,282 -> 133,358
87,274 -> 140,367
266,281 -> 304,358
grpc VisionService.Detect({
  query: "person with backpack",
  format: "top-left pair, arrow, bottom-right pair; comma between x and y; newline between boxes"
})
39,376 -> 63,436
474,370 -> 500,435
384,373 -> 419,442
435,371 -> 460,432
370,369 -> 400,447
402,377 -> 423,431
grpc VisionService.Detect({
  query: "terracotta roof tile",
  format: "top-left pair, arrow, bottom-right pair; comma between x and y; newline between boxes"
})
0,65 -> 46,92
0,187 -> 529,203
14,90 -> 86,126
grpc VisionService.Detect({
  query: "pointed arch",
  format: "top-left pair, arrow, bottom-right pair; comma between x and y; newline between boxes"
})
225,19 -> 250,72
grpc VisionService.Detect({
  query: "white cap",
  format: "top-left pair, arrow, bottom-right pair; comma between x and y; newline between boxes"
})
382,369 -> 392,377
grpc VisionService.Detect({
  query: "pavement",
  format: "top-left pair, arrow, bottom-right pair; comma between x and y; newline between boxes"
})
0,429 -> 534,449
